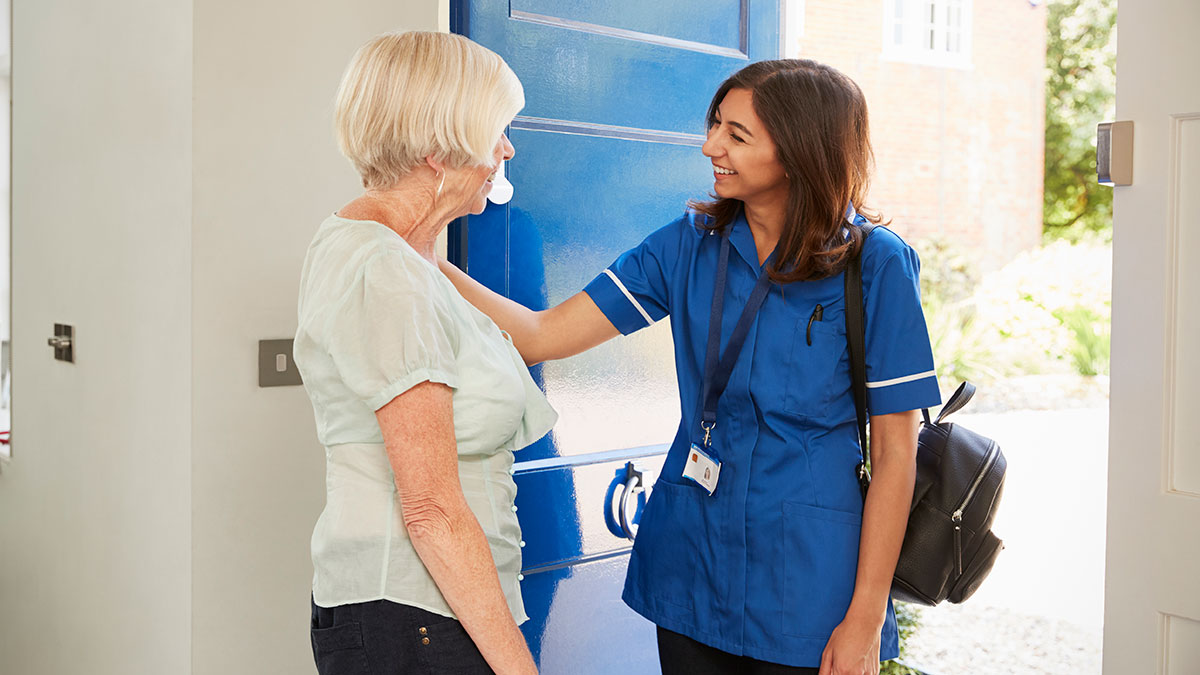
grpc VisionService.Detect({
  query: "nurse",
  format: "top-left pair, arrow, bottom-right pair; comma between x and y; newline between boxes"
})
440,59 -> 941,675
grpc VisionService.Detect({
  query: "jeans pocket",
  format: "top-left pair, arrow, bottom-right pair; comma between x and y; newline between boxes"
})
311,622 -> 371,675
417,618 -> 493,674
781,501 -> 862,638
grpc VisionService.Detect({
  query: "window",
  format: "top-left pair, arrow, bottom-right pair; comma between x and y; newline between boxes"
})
884,0 -> 972,68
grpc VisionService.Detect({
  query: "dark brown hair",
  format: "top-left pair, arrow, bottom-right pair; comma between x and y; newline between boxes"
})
691,59 -> 886,283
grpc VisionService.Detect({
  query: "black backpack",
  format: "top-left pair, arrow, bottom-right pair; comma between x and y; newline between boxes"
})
845,226 -> 1007,606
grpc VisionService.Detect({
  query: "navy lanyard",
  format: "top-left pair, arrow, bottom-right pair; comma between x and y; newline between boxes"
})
698,230 -> 775,449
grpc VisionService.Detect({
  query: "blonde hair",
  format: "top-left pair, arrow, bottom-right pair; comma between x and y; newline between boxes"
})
334,31 -> 524,190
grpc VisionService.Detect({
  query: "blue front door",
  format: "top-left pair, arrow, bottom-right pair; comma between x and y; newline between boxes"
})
452,3 -> 779,670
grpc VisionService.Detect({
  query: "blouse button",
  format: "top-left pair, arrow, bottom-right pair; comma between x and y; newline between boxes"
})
419,627 -> 427,635
511,505 -> 518,513
519,540 -> 526,548
517,574 -> 525,581
421,637 -> 430,645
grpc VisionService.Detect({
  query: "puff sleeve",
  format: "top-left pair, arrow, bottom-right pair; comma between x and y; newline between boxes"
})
326,252 -> 461,412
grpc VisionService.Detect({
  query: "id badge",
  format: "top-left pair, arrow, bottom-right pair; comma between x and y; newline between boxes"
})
682,443 -> 721,495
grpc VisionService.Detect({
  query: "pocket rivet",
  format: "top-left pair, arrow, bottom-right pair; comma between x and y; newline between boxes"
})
421,637 -> 430,645
419,627 -> 427,635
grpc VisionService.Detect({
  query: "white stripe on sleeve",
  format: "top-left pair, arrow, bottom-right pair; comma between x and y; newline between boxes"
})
866,370 -> 937,389
603,269 -> 654,326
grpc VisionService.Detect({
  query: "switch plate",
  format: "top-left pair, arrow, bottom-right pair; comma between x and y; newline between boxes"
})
258,339 -> 302,387
51,324 -> 74,363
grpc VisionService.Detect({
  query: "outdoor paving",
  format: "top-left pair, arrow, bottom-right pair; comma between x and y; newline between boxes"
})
902,405 -> 1108,674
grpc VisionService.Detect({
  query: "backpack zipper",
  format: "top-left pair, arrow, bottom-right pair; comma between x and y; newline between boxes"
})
950,441 -> 1000,576
951,442 -> 1000,522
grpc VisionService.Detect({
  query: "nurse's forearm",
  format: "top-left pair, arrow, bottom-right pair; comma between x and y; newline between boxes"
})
438,258 -> 620,364
437,258 -> 543,351
847,410 -> 920,623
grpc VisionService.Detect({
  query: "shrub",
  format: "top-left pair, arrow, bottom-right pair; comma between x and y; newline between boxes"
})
914,234 -> 1112,384
883,602 -> 924,675
913,237 -> 1003,389
1053,305 -> 1110,376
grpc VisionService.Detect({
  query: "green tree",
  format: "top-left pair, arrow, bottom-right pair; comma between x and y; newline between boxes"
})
1044,0 -> 1117,242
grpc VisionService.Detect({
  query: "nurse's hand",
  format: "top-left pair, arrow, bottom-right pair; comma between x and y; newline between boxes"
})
818,610 -> 882,675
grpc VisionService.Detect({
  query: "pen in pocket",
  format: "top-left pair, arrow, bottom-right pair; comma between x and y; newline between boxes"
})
806,304 -> 823,346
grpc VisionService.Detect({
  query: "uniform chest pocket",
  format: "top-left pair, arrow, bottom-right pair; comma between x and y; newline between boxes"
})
784,314 -> 848,421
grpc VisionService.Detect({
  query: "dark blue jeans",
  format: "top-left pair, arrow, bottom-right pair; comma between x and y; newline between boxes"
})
311,597 -> 494,674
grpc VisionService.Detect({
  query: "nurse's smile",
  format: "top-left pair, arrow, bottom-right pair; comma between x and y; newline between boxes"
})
700,87 -> 788,207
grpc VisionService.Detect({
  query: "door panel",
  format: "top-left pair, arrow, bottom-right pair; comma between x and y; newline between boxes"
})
1104,0 -> 1200,672
518,553 -> 659,669
510,0 -> 744,54
514,449 -> 663,571
490,128 -> 699,459
455,1 -> 779,669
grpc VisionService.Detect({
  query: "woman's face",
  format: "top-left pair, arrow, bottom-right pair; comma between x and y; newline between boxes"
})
445,133 -> 515,217
701,88 -> 788,207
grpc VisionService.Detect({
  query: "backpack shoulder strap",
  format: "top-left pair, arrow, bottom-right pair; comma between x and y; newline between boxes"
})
845,224 -> 878,497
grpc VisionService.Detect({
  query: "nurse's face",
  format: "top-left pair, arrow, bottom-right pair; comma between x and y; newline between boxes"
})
701,88 -> 788,207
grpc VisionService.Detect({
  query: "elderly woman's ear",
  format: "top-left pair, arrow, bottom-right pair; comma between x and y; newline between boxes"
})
424,155 -> 446,176
424,156 -> 447,197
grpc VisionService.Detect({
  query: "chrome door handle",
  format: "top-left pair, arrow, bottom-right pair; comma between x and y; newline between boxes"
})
618,461 -> 644,541
47,336 -> 72,349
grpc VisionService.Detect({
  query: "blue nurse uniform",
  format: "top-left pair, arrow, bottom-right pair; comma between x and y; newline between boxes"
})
583,210 -> 943,668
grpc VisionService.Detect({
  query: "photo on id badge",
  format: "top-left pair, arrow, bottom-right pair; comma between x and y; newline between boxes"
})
683,443 -> 721,495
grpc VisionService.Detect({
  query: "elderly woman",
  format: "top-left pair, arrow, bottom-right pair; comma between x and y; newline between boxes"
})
294,31 -> 554,675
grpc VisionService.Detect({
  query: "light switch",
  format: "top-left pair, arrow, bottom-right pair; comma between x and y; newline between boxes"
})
258,339 -> 302,387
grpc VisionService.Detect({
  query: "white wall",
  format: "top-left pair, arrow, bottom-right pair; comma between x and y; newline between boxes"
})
1,1 -> 442,673
190,1 -> 440,672
0,0 -> 195,673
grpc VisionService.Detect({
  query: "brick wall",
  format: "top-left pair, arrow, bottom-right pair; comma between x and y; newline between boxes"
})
789,0 -> 1047,268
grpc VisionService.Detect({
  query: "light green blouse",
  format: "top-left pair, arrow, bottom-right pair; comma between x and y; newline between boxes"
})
294,214 -> 557,623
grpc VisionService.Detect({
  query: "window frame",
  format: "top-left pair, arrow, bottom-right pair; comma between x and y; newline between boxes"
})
882,0 -> 974,69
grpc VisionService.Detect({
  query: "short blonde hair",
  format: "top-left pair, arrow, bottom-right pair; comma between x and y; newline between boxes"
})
334,31 -> 524,190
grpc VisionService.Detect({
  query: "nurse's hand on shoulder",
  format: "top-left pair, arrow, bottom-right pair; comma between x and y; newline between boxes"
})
818,611 -> 882,675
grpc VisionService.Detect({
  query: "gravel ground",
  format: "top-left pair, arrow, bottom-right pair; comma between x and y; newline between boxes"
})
898,375 -> 1108,675
902,603 -> 1102,674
